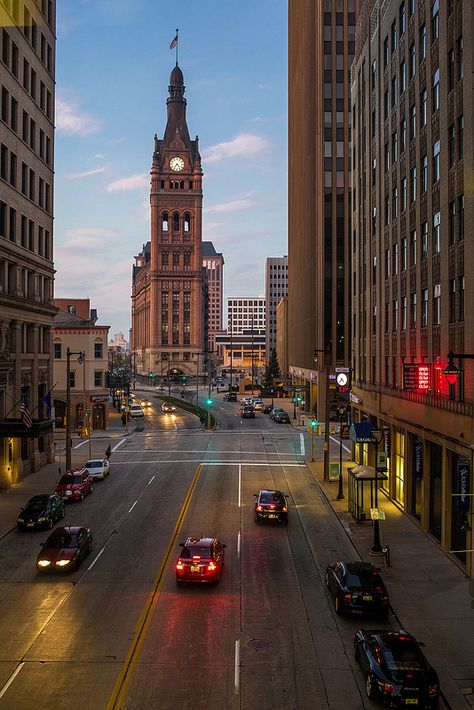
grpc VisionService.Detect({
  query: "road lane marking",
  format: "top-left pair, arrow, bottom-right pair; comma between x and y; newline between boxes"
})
87,546 -> 106,572
112,438 -> 127,452
128,500 -> 138,513
106,464 -> 203,710
112,449 -> 294,455
109,460 -> 306,466
234,640 -> 240,694
329,435 -> 351,454
0,661 -> 25,700
300,432 -> 305,456
147,475 -> 155,485
238,464 -> 242,508
73,439 -> 89,449
237,532 -> 241,559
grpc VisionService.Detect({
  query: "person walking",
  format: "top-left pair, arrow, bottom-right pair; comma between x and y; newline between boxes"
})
199,414 -> 206,430
105,444 -> 112,461
121,412 -> 126,427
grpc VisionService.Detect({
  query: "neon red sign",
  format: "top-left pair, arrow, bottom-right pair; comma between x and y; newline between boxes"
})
403,364 -> 431,391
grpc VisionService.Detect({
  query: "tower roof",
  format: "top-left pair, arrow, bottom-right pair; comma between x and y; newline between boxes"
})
170,63 -> 184,86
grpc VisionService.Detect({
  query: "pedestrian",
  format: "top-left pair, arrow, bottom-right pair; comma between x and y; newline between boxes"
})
121,412 -> 126,427
105,444 -> 111,460
199,414 -> 205,430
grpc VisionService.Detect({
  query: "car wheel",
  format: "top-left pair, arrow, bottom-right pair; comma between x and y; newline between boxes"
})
366,672 -> 375,699
335,595 -> 342,615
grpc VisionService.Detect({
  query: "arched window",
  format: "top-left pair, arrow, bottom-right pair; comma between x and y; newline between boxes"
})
184,213 -> 190,232
173,212 -> 180,232
162,212 -> 169,231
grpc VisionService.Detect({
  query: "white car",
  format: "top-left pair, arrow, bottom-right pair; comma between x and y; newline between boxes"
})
83,459 -> 110,480
129,404 -> 144,417
252,399 -> 264,411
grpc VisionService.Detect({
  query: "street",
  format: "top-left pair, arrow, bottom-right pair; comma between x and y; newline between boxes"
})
0,393 -> 460,709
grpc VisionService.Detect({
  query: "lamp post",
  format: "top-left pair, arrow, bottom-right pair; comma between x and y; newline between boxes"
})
65,348 -> 85,471
370,428 -> 383,554
314,348 -> 330,483
336,405 -> 347,500
195,352 -> 200,415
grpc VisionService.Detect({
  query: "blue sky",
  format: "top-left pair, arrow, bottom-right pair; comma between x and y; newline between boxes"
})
54,0 -> 288,337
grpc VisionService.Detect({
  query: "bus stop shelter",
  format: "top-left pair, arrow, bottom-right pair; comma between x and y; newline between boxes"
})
348,465 -> 388,522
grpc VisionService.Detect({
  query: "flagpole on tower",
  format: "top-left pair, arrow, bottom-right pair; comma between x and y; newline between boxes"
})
175,28 -> 179,65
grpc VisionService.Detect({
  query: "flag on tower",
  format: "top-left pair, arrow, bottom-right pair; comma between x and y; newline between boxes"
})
20,395 -> 33,428
43,389 -> 53,412
169,33 -> 178,49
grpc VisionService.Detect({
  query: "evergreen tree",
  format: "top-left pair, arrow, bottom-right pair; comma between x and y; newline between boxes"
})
268,349 -> 281,381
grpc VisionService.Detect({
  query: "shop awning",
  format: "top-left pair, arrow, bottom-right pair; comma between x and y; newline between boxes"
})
0,419 -> 54,438
350,422 -> 375,443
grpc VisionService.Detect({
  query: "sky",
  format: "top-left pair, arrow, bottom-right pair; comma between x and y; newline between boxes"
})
54,0 -> 288,337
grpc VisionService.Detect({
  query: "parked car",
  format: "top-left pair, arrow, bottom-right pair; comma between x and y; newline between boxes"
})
175,536 -> 226,585
354,629 -> 440,707
241,405 -> 255,419
271,407 -> 290,423
17,494 -> 65,531
36,526 -> 92,572
223,392 -> 237,402
161,402 -> 176,413
254,489 -> 288,524
55,469 -> 93,502
129,404 -> 144,417
83,459 -> 110,481
325,561 -> 389,617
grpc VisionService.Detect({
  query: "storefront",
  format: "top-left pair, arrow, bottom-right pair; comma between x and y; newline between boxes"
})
393,430 -> 405,507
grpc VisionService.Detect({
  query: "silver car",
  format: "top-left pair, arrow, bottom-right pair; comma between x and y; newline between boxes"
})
83,459 -> 110,480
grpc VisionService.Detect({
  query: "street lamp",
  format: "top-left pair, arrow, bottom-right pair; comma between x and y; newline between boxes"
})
370,428 -> 384,554
65,348 -> 85,471
336,405 -> 347,500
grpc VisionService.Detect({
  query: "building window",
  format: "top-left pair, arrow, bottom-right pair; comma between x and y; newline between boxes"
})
401,236 -> 407,271
421,154 -> 428,192
421,289 -> 428,326
162,212 -> 168,231
410,165 -> 416,203
419,24 -> 426,60
409,43 -> 416,79
457,36 -> 463,80
384,36 -> 389,67
421,222 -> 428,259
184,213 -> 190,232
385,248 -> 391,278
401,295 -> 407,330
173,212 -> 179,232
448,124 -> 455,168
391,75 -> 397,107
392,131 -> 398,163
433,284 -> 441,325
401,176 -> 407,211
410,229 -> 417,266
410,292 -> 417,327
420,89 -> 427,127
432,69 -> 440,111
432,140 -> 440,182
393,299 -> 399,330
393,242 -> 399,275
409,104 -> 416,140
449,279 -> 456,322
458,115 -> 464,160
385,302 -> 390,333
384,142 -> 390,172
448,48 -> 455,92
448,201 -> 456,245
371,59 -> 376,90
459,276 -> 464,321
400,60 -> 406,94
400,117 -> 406,152
391,19 -> 397,53
431,0 -> 439,42
385,194 -> 390,226
458,194 -> 464,241
433,211 -> 440,253
54,342 -> 61,359
69,371 -> 76,388
399,1 -> 406,35
94,371 -> 103,387
94,341 -> 103,359
392,187 -> 398,219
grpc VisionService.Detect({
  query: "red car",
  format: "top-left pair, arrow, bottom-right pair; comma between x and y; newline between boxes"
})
36,526 -> 92,572
55,469 -> 93,502
176,537 -> 226,585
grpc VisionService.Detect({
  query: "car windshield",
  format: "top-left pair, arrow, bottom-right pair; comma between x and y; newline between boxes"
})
381,638 -> 426,671
24,499 -> 48,512
181,546 -> 211,559
260,492 -> 285,505
46,532 -> 78,549
273,408 -> 283,413
85,461 -> 102,468
345,570 -> 384,589
59,475 -> 82,485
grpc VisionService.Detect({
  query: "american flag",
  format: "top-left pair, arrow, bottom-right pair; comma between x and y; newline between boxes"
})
169,33 -> 178,49
20,396 -> 33,428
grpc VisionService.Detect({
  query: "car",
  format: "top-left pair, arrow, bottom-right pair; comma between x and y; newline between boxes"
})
140,399 -> 151,407
55,469 -> 93,502
223,392 -> 237,402
271,407 -> 290,423
241,405 -> 255,419
262,403 -> 273,414
36,526 -> 92,572
252,399 -> 264,411
254,489 -> 288,523
354,629 -> 440,707
175,537 -> 226,585
325,561 -> 390,617
129,404 -> 144,417
161,402 -> 176,413
83,459 -> 110,481
240,397 -> 252,405
17,494 -> 65,531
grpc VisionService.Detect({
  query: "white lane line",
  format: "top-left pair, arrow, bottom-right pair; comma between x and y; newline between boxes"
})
238,464 -> 242,508
329,435 -> 351,454
112,449 -> 293,455
173,420 -> 178,432
128,500 -> 138,513
73,439 -> 89,449
147,475 -> 155,485
300,432 -> 305,456
112,437 -> 127,452
0,662 -> 25,700
109,460 -> 306,466
234,639 -> 240,694
87,545 -> 106,572
237,532 -> 241,558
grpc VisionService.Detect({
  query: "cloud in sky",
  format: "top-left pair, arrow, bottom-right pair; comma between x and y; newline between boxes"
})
203,133 -> 270,164
106,173 -> 149,192
60,226 -> 119,248
204,198 -> 255,214
56,95 -> 101,136
65,166 -> 107,180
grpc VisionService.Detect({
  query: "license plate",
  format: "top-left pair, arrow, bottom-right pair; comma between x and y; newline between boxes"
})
405,700 -> 418,705
267,514 -> 278,519
191,565 -> 199,572
362,595 -> 373,601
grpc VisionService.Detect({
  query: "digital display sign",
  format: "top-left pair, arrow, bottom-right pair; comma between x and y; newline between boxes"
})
403,364 -> 431,391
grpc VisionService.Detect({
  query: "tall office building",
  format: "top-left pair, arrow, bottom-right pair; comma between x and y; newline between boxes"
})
0,0 -> 56,488
131,62 -> 204,377
265,256 -> 288,363
227,296 -> 265,335
202,241 -> 224,352
288,0 -> 360,415
352,0 -> 472,575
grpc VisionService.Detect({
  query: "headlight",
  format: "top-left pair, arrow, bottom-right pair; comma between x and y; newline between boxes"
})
37,559 -> 51,567
17,518 -> 24,523
65,491 -> 73,496
37,517 -> 46,523
56,559 -> 70,567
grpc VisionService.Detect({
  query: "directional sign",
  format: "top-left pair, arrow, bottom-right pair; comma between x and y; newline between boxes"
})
370,508 -> 386,520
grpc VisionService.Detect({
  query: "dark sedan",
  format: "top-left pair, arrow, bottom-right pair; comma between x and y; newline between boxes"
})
254,489 -> 288,524
241,405 -> 255,418
175,537 -> 226,585
271,407 -> 290,423
354,629 -> 440,707
325,561 -> 390,617
17,494 -> 65,531
36,526 -> 92,572
223,392 -> 237,402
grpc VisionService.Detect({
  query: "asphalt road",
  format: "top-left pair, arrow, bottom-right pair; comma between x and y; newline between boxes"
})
0,391 -> 399,709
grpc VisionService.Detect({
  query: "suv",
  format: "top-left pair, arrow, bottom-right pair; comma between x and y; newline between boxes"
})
223,392 -> 237,402
175,537 -> 226,585
254,489 -> 289,524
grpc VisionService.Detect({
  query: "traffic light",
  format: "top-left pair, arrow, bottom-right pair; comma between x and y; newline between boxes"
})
149,372 -> 155,378
310,419 -> 318,428
206,397 -> 213,406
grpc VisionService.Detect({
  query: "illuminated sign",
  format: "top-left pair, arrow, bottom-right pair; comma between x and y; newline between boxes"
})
403,364 -> 431,391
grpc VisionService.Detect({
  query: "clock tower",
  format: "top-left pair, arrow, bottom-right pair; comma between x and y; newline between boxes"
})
132,63 -> 204,379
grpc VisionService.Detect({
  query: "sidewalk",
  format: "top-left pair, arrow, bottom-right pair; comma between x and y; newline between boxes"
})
272,400 -> 474,708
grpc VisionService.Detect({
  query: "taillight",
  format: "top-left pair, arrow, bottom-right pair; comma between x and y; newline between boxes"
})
207,561 -> 217,572
256,505 -> 263,511
176,561 -> 184,570
378,682 -> 394,694
343,593 -> 352,603
269,504 -> 275,509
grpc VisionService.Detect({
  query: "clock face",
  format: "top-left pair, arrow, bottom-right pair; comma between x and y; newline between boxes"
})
336,373 -> 348,387
170,156 -> 185,172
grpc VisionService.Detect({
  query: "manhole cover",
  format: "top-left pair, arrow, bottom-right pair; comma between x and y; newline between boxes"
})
248,638 -> 273,652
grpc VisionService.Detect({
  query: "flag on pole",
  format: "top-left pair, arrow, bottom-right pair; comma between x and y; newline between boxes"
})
20,396 -> 33,428
169,33 -> 178,49
43,390 -> 52,412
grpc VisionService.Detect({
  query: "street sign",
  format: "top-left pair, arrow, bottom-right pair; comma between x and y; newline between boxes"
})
335,367 -> 350,373
329,462 -> 340,481
370,508 -> 386,520
377,451 -> 388,471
